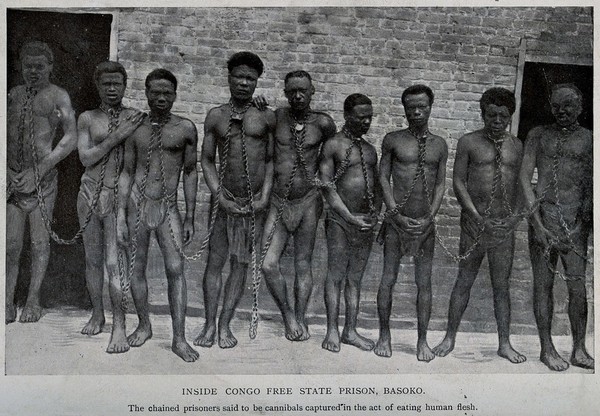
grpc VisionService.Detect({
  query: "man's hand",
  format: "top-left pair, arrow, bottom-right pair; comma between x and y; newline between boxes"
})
394,214 -> 425,236
251,197 -> 269,213
13,169 -> 36,194
532,221 -> 555,248
114,111 -> 146,141
349,213 -> 377,231
219,196 -> 248,216
252,95 -> 269,111
183,218 -> 195,246
117,212 -> 129,247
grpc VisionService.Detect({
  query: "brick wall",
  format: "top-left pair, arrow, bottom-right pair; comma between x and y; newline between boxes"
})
116,7 -> 593,335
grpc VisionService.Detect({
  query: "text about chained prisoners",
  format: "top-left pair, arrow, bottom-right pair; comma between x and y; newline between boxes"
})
127,386 -> 479,414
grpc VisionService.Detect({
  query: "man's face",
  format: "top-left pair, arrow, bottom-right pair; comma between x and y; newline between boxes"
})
228,65 -> 259,101
284,76 -> 314,112
97,72 -> 126,107
345,104 -> 373,136
482,104 -> 512,134
403,93 -> 431,128
145,79 -> 176,114
551,88 -> 582,127
21,55 -> 52,89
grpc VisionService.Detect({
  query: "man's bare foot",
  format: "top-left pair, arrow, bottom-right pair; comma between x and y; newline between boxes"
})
172,339 -> 199,362
432,336 -> 455,357
341,329 -> 374,351
417,340 -> 435,362
297,321 -> 311,341
540,349 -> 569,371
6,304 -> 17,324
106,328 -> 130,354
194,324 -> 216,348
284,315 -> 303,341
218,327 -> 238,349
127,325 -> 152,347
81,314 -> 105,335
19,304 -> 42,323
571,348 -> 594,370
374,334 -> 392,357
322,329 -> 340,352
498,343 -> 527,364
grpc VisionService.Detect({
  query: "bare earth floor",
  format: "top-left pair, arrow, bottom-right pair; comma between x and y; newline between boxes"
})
5,307 -> 594,375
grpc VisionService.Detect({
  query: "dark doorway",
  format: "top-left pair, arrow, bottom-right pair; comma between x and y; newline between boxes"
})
517,62 -> 593,140
7,9 -> 113,308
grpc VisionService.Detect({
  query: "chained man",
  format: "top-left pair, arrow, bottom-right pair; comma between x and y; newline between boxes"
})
374,85 -> 447,361
6,41 -> 77,324
320,93 -> 381,352
433,88 -> 526,364
261,70 -> 336,341
195,52 -> 275,349
520,84 -> 593,371
116,68 -> 199,362
77,61 -> 145,352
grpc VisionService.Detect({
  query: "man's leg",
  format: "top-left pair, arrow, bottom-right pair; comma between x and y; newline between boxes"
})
126,202 -> 153,347
6,204 -> 27,324
21,188 -> 57,323
156,211 -> 199,362
529,232 -> 568,371
194,213 -> 228,348
218,256 -> 248,349
341,236 -> 375,351
104,214 -> 129,353
413,233 -> 435,362
292,198 -> 322,340
322,220 -> 350,352
78,195 -> 105,335
488,236 -> 526,363
374,226 -> 403,357
566,277 -> 593,369
433,233 -> 484,357
262,205 -> 301,340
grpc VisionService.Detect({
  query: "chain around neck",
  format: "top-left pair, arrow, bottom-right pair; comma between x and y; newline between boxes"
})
408,126 -> 429,140
554,121 -> 580,132
149,112 -> 171,126
100,102 -> 123,116
229,99 -> 252,117
342,125 -> 362,142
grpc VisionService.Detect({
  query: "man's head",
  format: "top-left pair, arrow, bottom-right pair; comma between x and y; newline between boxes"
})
20,41 -> 54,89
344,93 -> 373,137
284,70 -> 315,112
550,83 -> 583,127
480,87 -> 515,135
227,51 -> 264,102
145,68 -> 177,114
402,84 -> 434,129
94,61 -> 127,107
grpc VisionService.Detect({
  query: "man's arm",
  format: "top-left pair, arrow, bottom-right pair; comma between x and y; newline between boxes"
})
253,110 -> 276,211
430,139 -> 448,218
78,109 -> 146,167
182,122 -> 199,245
116,135 -> 136,246
379,134 -> 397,212
37,89 -> 77,177
453,136 -> 480,221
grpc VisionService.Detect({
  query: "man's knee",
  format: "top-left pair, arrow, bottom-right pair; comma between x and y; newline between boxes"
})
295,256 -> 312,276
566,279 -> 587,299
262,253 -> 280,277
30,234 -> 51,254
164,256 -> 184,279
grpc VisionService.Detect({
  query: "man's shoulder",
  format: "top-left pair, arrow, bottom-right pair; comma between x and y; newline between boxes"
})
428,132 -> 448,150
383,129 -> 410,145
457,130 -> 483,145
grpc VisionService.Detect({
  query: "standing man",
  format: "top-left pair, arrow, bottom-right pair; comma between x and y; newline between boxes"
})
320,93 -> 381,352
261,70 -> 336,341
433,88 -> 526,364
77,61 -> 145,352
117,68 -> 199,362
520,84 -> 593,371
6,41 -> 77,324
194,52 -> 275,349
374,85 -> 447,361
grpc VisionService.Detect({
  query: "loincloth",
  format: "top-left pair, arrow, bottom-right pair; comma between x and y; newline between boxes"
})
327,209 -> 375,249
77,172 -> 117,219
130,183 -> 177,230
377,215 -> 434,257
7,169 -> 57,214
216,187 -> 265,264
271,187 -> 321,232
460,210 -> 514,251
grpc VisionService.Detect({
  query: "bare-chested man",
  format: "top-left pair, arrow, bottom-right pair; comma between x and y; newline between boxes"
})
520,84 -> 593,371
261,71 -> 336,341
320,93 -> 381,352
117,68 -> 199,362
77,61 -> 145,352
374,85 -> 447,361
194,52 -> 275,349
433,87 -> 526,364
6,41 -> 77,324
